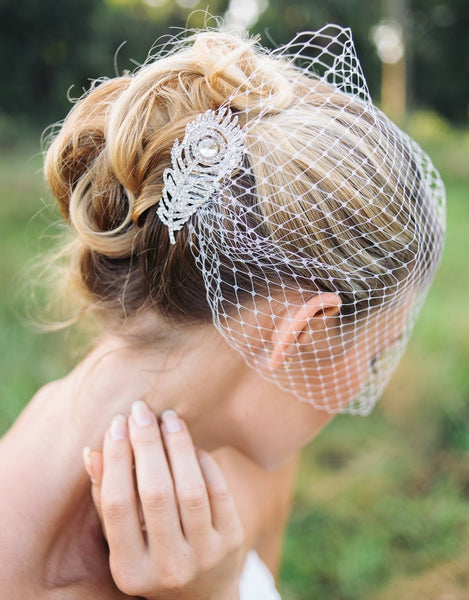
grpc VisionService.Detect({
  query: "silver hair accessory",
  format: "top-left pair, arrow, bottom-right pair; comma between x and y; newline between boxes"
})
157,107 -> 245,244
157,25 -> 445,415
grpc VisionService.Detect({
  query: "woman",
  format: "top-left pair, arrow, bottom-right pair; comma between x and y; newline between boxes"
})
0,25 -> 445,599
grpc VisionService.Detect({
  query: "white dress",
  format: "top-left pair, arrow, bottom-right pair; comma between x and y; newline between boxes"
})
239,551 -> 281,599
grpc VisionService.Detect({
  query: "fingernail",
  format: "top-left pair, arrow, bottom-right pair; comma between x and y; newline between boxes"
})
110,415 -> 128,440
82,446 -> 96,482
161,409 -> 181,433
132,400 -> 153,427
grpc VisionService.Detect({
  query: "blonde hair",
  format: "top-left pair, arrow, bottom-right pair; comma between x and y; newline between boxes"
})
44,30 -> 441,330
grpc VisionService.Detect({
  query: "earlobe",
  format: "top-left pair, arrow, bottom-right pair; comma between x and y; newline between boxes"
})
268,293 -> 342,371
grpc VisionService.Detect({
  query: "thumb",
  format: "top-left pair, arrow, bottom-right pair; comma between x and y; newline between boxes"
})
83,447 -> 105,535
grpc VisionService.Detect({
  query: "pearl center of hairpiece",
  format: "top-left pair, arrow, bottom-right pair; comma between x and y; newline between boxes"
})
198,136 -> 219,158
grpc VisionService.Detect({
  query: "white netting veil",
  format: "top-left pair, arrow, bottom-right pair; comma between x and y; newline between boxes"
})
155,24 -> 445,415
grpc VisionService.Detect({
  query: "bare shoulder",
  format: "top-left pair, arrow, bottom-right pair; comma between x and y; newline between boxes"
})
23,378 -> 65,415
1,379 -> 64,441
0,380 -> 67,593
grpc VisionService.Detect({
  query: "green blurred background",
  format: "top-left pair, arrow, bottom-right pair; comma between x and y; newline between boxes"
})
1,0 -> 468,598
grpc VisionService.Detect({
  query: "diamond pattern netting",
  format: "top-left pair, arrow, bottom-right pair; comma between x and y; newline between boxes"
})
159,24 -> 446,415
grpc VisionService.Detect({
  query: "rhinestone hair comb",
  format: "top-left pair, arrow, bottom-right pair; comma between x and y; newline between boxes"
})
157,107 -> 246,244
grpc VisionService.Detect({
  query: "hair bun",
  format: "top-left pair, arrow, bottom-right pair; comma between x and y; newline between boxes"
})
191,32 -> 294,113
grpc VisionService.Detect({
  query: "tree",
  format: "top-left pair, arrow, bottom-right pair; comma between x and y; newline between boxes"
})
0,0 -> 99,125
252,0 -> 468,123
408,0 -> 469,121
0,0 -> 229,127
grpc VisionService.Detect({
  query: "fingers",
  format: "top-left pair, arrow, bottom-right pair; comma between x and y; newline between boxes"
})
196,449 -> 243,539
83,445 -> 103,485
83,406 -> 245,600
159,409 -> 213,545
83,403 -> 241,558
100,416 -> 146,563
127,401 -> 185,549
83,447 -> 104,529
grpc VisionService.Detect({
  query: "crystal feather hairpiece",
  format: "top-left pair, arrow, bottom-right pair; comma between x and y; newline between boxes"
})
157,107 -> 245,244
155,25 -> 445,415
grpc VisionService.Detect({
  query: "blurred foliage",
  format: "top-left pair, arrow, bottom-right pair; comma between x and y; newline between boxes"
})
252,0 -> 383,111
0,0 -> 468,128
410,0 -> 469,122
253,0 -> 469,122
0,0 -> 229,128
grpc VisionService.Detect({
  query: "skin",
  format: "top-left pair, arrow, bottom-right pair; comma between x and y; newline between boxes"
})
87,406 -> 246,600
0,326 -> 315,599
0,293 -> 406,598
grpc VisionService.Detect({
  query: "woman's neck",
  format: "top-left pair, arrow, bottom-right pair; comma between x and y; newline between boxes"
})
0,325 -> 249,591
62,327 -> 246,450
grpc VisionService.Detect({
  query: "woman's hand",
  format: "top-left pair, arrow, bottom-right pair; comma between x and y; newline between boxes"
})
83,401 -> 244,600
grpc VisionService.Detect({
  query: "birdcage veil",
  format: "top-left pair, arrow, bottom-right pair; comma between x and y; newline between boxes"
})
156,24 -> 446,415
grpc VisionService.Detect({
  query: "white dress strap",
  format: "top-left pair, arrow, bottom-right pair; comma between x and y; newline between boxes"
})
239,550 -> 282,599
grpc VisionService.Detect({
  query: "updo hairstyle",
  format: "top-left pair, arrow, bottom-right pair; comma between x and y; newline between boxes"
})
44,31 -> 441,332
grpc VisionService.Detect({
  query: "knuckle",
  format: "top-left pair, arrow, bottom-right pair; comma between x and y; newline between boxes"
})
227,525 -> 245,552
159,562 -> 194,590
169,432 -> 193,452
110,559 -> 141,596
179,484 -> 207,510
131,427 -> 161,446
197,553 -> 218,573
106,441 -> 129,460
101,491 -> 131,523
139,483 -> 174,511
211,483 -> 231,502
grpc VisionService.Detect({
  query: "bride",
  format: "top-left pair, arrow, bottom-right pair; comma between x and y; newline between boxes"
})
0,25 -> 445,599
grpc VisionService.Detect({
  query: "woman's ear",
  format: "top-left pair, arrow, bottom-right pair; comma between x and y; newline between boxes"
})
268,293 -> 342,371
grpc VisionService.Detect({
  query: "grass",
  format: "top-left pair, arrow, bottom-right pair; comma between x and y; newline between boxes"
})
0,134 -> 81,426
1,114 -> 468,599
280,116 -> 469,599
